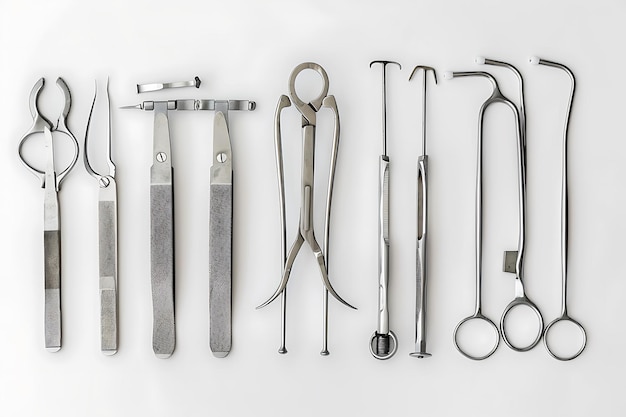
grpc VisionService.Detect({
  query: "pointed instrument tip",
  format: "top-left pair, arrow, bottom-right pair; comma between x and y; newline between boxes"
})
120,104 -> 142,110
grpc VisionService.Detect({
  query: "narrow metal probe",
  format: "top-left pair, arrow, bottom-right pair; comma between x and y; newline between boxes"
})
137,76 -> 202,93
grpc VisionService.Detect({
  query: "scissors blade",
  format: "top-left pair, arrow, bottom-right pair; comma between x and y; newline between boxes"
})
98,179 -> 118,354
209,110 -> 233,357
150,103 -> 175,358
43,126 -> 61,351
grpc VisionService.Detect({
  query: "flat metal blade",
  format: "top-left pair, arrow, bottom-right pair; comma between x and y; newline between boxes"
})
209,110 -> 233,357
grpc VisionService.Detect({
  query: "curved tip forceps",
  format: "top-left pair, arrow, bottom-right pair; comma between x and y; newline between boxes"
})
445,58 -> 543,360
84,79 -> 118,355
530,57 -> 586,361
18,78 -> 79,352
258,62 -> 356,355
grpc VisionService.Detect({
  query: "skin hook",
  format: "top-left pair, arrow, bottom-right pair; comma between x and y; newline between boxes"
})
530,56 -> 586,361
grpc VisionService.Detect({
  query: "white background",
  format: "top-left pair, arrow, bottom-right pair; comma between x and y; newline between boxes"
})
1,0 -> 624,415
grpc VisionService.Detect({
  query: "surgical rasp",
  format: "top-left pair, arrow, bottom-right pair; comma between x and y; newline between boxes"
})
370,60 -> 400,360
258,62 -> 355,355
84,79 -> 118,355
530,56 -> 586,361
409,65 -> 436,359
18,78 -> 79,352
123,99 -> 255,358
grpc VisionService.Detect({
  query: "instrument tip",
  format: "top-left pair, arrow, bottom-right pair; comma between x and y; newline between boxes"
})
529,56 -> 541,65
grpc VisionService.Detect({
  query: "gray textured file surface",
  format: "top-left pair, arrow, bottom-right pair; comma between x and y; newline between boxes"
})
99,201 -> 117,352
209,184 -> 232,356
151,183 -> 175,357
44,230 -> 61,349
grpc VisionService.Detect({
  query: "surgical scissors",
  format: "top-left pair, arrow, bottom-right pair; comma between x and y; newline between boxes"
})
446,66 -> 543,359
530,56 -> 586,361
18,77 -> 79,352
258,63 -> 356,354
84,79 -> 118,355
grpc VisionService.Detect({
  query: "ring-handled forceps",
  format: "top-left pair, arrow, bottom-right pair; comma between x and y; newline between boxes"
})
84,79 -> 118,355
409,65 -> 436,359
369,60 -> 400,360
445,68 -> 543,359
18,78 -> 79,352
530,56 -> 586,361
258,63 -> 356,355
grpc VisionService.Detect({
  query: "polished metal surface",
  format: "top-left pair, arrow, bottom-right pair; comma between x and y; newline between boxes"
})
369,60 -> 401,360
259,63 -> 354,355
137,76 -> 201,93
447,67 -> 543,359
84,79 -> 119,355
532,57 -> 586,361
408,65 -> 436,359
18,78 -> 79,352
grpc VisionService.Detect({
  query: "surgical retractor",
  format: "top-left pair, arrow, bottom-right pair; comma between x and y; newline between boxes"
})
258,63 -> 355,355
369,60 -> 401,360
409,65 -> 436,359
84,79 -> 119,355
530,56 -> 586,361
445,63 -> 542,359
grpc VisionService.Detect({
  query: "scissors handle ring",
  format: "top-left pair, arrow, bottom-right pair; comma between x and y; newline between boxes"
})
499,296 -> 544,352
288,62 -> 330,114
18,128 -> 79,188
453,313 -> 500,360
543,315 -> 587,361
369,331 -> 397,360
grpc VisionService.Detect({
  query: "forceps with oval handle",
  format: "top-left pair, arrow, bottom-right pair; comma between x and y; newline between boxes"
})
84,79 -> 118,355
18,77 -> 79,352
530,56 -> 587,361
445,66 -> 543,359
258,62 -> 355,354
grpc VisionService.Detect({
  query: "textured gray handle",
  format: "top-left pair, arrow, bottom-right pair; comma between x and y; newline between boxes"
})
44,230 -> 61,352
209,184 -> 233,357
150,181 -> 175,358
99,200 -> 118,354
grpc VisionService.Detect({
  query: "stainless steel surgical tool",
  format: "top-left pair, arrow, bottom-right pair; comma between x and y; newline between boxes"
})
530,56 -> 587,361
409,65 -> 436,359
137,76 -> 201,93
18,78 -> 79,352
445,66 -> 543,359
84,79 -> 118,355
369,60 -> 400,360
258,62 -> 355,355
123,98 -> 255,358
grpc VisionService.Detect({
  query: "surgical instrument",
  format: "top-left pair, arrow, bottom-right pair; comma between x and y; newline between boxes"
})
370,60 -> 400,360
409,65 -> 436,359
123,98 -> 255,358
258,62 -> 355,355
445,67 -> 542,359
18,77 -> 79,352
474,58 -> 544,352
137,76 -> 201,93
84,79 -> 118,355
530,56 -> 586,361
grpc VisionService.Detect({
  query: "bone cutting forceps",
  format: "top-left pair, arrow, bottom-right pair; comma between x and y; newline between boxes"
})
409,65 -> 436,359
530,56 -> 586,361
369,60 -> 400,360
258,63 -> 355,355
445,68 -> 543,359
84,79 -> 118,355
18,78 -> 79,352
